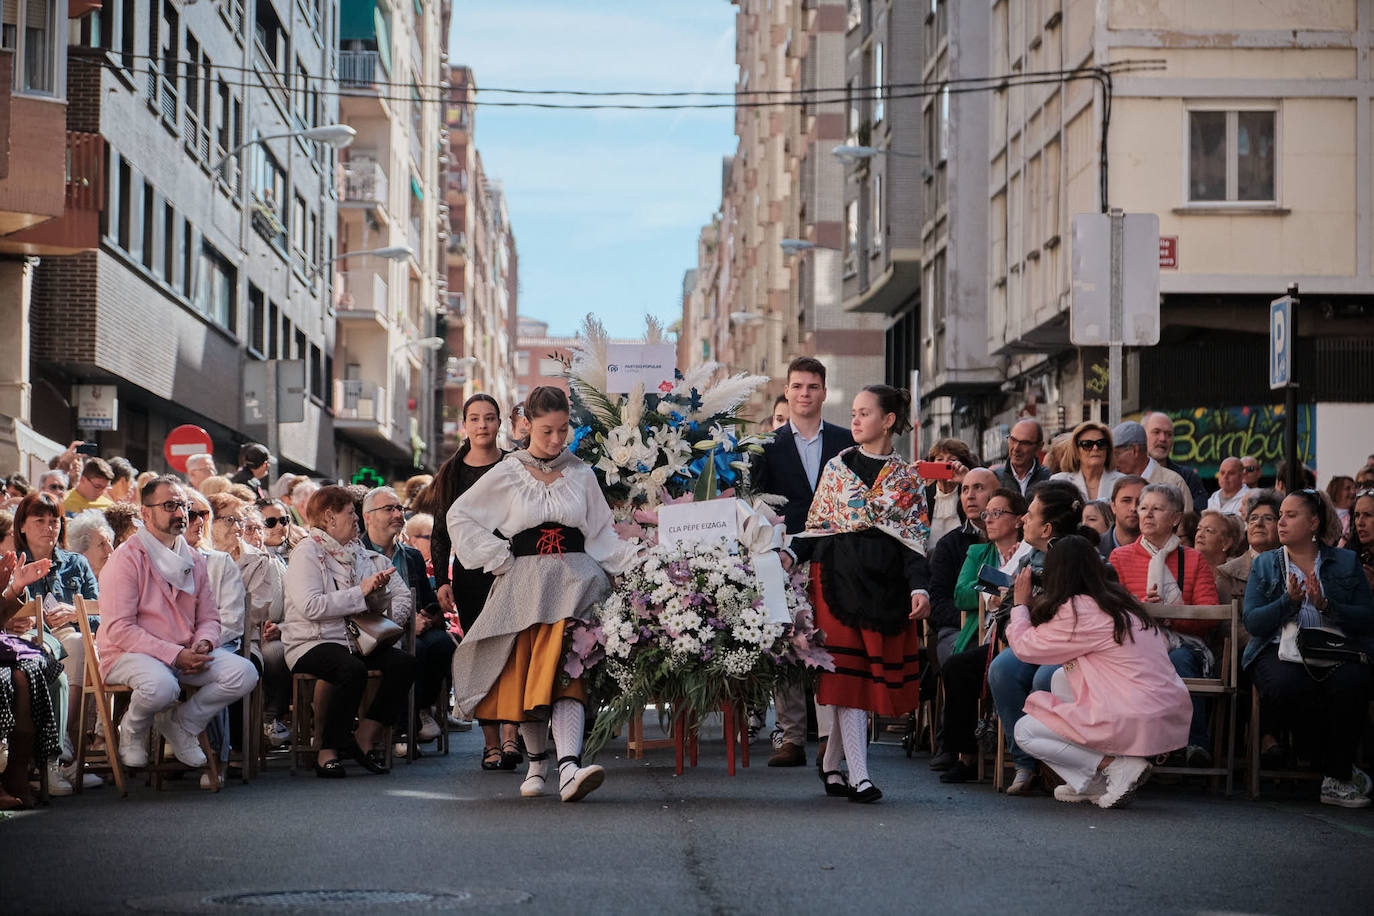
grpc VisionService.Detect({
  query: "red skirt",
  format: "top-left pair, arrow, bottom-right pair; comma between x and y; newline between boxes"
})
812,562 -> 921,716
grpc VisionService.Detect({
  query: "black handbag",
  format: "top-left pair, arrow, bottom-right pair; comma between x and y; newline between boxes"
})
1296,626 -> 1368,666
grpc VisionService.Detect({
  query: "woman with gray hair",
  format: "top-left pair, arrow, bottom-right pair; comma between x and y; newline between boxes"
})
67,509 -> 116,579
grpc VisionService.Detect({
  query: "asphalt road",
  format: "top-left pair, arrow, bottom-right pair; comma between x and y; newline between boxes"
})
6,717 -> 1374,916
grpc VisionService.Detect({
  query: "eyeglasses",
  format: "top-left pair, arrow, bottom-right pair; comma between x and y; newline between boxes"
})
1248,513 -> 1278,524
261,516 -> 289,528
216,516 -> 244,528
365,504 -> 405,515
146,500 -> 190,514
979,508 -> 1016,521
1007,435 -> 1041,448
1241,464 -> 1259,471
1076,438 -> 1109,451
187,510 -> 211,522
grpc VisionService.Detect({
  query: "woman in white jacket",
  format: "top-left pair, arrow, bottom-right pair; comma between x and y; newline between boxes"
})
283,485 -> 415,778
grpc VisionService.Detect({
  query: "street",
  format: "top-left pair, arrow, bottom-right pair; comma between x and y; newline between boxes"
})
6,715 -> 1374,916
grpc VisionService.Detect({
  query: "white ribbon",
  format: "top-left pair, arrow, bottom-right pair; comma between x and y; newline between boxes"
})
736,498 -> 792,625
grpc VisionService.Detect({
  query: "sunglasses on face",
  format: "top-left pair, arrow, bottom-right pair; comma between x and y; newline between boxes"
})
45,484 -> 65,492
261,516 -> 288,528
187,510 -> 210,522
1076,438 -> 1108,451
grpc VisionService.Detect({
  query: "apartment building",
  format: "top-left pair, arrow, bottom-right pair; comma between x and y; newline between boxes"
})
513,316 -> 573,404
27,0 -> 339,476
982,0 -> 1374,475
686,0 -> 885,428
437,64 -> 518,459
334,0 -> 445,478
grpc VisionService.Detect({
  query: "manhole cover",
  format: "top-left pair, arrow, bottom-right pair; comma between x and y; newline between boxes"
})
208,890 -> 467,907
128,888 -> 532,912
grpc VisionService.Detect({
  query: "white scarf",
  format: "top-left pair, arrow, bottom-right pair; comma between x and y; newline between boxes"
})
1140,533 -> 1182,605
136,528 -> 198,595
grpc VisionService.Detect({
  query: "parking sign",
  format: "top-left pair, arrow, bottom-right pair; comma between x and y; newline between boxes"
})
1270,295 -> 1293,390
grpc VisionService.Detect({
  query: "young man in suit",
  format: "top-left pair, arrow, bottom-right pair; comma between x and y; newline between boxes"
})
753,357 -> 854,766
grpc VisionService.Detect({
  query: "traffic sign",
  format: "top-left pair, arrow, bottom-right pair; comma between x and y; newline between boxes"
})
1070,212 -> 1161,346
164,424 -> 213,473
1270,295 -> 1293,390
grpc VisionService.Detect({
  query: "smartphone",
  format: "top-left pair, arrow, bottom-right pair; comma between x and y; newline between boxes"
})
75,442 -> 98,457
916,460 -> 955,480
974,564 -> 1014,595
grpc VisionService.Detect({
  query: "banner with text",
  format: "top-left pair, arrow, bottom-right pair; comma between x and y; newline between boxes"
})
1127,404 -> 1315,478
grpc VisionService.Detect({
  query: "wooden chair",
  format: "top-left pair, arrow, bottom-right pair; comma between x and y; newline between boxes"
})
967,594 -> 1015,788
73,597 -> 131,797
626,700 -> 676,759
1247,684 -> 1326,799
289,669 -> 388,773
404,591 -> 417,763
234,617 -> 266,783
1143,600 -> 1240,796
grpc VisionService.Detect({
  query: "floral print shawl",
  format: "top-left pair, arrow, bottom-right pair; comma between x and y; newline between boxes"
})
798,448 -> 931,554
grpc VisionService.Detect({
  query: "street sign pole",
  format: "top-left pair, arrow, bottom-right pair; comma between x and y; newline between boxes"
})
1284,284 -> 1299,493
1108,208 -> 1124,426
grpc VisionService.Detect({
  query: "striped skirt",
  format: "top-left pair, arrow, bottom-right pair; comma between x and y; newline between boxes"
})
811,562 -> 921,716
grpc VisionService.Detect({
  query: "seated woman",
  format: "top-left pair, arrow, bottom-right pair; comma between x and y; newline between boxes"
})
9,493 -> 100,792
282,486 -> 416,778
1243,489 -> 1374,808
935,488 -> 1030,783
1216,491 -> 1281,601
0,551 -> 62,809
986,480 -> 1096,795
1194,509 -> 1245,603
1109,484 -> 1219,767
1007,535 -> 1192,808
1051,421 -> 1123,503
68,510 -> 115,581
237,499 -> 291,747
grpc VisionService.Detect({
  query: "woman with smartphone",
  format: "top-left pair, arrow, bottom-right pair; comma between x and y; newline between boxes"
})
791,384 -> 931,803
282,485 -> 416,778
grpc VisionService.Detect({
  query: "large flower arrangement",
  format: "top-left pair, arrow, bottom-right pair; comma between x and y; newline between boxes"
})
560,315 -> 772,518
567,537 -> 832,758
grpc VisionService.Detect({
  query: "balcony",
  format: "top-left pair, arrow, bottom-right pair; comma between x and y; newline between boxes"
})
340,50 -> 383,88
407,218 -> 422,264
2,131 -> 105,255
445,232 -> 466,266
334,378 -> 387,427
335,270 -> 389,326
341,157 -> 389,217
445,292 -> 466,317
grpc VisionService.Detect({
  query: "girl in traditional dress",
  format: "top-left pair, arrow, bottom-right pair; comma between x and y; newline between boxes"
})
446,386 -> 640,802
791,384 -> 931,803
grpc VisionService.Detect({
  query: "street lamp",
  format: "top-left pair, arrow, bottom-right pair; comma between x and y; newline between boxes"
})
780,239 -> 815,255
212,124 -> 356,173
310,244 -> 413,281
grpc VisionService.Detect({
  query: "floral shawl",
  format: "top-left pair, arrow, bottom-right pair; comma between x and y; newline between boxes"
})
798,448 -> 931,554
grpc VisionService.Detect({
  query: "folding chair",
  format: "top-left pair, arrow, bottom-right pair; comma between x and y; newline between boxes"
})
290,670 -> 388,773
73,597 -> 130,797
1144,600 -> 1240,796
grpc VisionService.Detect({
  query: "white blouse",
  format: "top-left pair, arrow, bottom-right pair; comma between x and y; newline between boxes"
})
446,456 -> 640,577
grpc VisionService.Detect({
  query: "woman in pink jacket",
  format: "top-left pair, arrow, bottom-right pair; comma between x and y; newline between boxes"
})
1006,535 -> 1192,808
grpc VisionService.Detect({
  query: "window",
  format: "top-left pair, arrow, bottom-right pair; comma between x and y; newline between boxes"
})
250,139 -> 287,245
2,0 -> 61,96
871,174 -> 883,249
294,329 -> 307,364
268,301 -> 280,358
516,352 -> 530,375
294,59 -> 311,127
181,218 -> 193,297
291,193 -> 307,255
193,241 -> 236,330
846,79 -> 859,143
844,200 -> 859,274
1189,109 -> 1275,203
161,200 -> 175,281
248,285 -> 265,356
115,157 -> 132,250
845,0 -> 861,32
310,343 -> 323,400
872,43 -> 884,126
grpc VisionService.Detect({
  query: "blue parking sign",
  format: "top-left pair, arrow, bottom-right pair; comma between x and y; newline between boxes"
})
1270,296 -> 1292,390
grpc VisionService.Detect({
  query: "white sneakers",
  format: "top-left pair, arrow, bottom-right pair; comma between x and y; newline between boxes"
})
1053,782 -> 1104,804
117,722 -> 149,769
262,718 -> 291,748
154,710 -> 208,768
1321,772 -> 1372,808
1096,756 -> 1152,809
558,764 -> 605,803
60,761 -> 103,790
417,711 -> 441,742
45,760 -> 74,796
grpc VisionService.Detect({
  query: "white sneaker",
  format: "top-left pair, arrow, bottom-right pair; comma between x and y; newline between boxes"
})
1096,756 -> 1151,809
1054,783 -> 1104,804
262,718 -> 291,748
559,764 -> 605,803
154,710 -> 208,768
417,710 -> 441,742
44,760 -> 74,796
60,762 -> 103,789
199,771 -> 219,790
117,722 -> 149,769
1321,776 -> 1373,808
60,735 -> 74,764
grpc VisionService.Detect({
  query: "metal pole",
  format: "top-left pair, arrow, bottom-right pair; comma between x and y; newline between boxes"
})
266,359 -> 280,465
1108,208 -> 1124,427
1284,283 -> 1299,493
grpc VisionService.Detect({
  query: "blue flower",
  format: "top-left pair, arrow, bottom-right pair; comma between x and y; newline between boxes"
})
570,425 -> 593,451
688,449 -> 739,487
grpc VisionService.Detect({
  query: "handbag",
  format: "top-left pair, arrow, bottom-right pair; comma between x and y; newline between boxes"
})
346,611 -> 404,656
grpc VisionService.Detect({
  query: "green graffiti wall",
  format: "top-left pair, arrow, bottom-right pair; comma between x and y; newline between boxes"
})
1127,405 -> 1315,478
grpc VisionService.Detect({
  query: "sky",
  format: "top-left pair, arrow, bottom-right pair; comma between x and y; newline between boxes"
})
449,2 -> 737,338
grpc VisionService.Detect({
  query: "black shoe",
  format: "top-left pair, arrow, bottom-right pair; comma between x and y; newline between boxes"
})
928,750 -> 958,772
1185,745 -> 1213,768
849,779 -> 882,804
819,769 -> 850,798
939,760 -> 977,784
500,739 -> 523,771
314,759 -> 346,779
481,746 -> 504,771
349,743 -> 388,774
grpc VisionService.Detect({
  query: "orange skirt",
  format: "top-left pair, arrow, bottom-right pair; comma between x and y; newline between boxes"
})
473,620 -> 586,722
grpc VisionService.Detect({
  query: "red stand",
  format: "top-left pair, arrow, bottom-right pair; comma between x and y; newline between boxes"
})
672,701 -> 750,775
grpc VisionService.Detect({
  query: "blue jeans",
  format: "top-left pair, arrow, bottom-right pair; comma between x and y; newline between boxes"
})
986,646 -> 1059,770
1168,645 -> 1209,748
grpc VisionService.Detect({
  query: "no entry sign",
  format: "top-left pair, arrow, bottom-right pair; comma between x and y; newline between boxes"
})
163,424 -> 214,473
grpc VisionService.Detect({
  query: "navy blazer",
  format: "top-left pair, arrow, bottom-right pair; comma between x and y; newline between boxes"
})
1242,544 -> 1374,669
754,421 -> 855,534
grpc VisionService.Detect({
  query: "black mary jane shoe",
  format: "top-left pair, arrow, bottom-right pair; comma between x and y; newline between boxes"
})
848,779 -> 883,804
499,739 -> 523,771
938,760 -> 978,784
314,758 -> 346,779
481,746 -> 504,771
349,743 -> 388,774
819,769 -> 850,798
